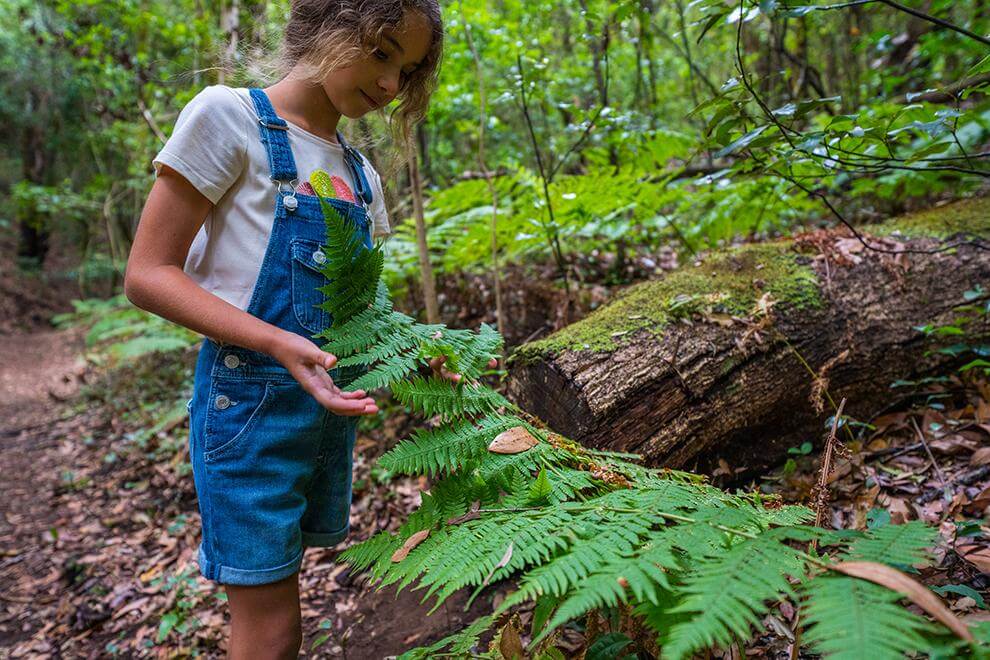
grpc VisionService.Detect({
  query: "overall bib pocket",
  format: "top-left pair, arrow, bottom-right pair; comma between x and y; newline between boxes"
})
203,379 -> 285,462
290,237 -> 331,334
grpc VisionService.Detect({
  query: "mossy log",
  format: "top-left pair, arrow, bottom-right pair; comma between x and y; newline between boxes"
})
507,197 -> 990,474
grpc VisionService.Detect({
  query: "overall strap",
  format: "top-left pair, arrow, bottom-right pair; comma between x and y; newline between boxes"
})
335,130 -> 374,208
248,88 -> 298,183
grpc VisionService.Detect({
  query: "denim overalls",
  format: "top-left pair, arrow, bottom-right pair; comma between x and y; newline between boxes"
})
187,88 -> 373,586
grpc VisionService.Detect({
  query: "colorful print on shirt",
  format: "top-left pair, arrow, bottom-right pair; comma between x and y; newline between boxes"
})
296,175 -> 356,203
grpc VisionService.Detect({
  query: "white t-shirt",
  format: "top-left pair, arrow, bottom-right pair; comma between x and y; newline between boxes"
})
153,85 -> 390,311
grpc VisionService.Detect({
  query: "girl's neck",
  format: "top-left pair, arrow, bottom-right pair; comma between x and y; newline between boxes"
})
264,74 -> 341,143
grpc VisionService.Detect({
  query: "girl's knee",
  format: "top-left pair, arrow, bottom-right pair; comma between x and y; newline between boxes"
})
230,617 -> 302,659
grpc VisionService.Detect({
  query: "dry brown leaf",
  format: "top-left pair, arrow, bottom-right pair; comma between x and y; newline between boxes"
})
970,447 -> 990,467
446,500 -> 482,526
977,399 -> 990,423
832,561 -> 973,641
483,542 -> 514,586
497,615 -> 525,660
390,529 -> 430,563
929,435 -> 975,456
967,486 -> 990,515
958,544 -> 990,574
887,497 -> 912,524
488,427 -> 539,455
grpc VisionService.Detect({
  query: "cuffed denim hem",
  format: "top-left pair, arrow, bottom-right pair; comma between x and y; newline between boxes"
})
197,544 -> 304,586
302,525 -> 350,548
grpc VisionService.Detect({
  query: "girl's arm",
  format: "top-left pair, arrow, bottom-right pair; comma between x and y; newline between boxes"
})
124,166 -> 377,416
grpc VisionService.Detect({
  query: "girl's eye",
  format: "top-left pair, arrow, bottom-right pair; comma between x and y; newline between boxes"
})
373,49 -> 388,62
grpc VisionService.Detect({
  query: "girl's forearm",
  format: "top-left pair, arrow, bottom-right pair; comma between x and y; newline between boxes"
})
124,264 -> 287,356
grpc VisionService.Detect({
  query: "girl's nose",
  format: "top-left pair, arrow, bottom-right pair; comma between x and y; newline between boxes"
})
378,72 -> 399,98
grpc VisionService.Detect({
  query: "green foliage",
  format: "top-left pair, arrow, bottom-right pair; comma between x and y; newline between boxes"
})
844,519 -> 938,567
53,294 -> 199,364
314,176 -> 984,659
802,575 -> 934,660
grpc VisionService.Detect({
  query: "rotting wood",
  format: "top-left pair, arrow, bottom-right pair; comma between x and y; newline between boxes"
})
507,197 -> 990,475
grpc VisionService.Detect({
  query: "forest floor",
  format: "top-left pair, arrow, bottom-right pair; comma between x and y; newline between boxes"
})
0,324 -> 504,658
1,251 -> 989,657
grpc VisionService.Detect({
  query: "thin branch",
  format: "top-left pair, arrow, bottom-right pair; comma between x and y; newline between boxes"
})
136,97 -> 166,144
910,416 -> 949,494
516,55 -> 571,301
877,0 -> 990,47
733,0 -> 990,256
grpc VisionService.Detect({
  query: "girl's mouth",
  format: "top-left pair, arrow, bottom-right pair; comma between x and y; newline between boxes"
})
360,91 -> 379,109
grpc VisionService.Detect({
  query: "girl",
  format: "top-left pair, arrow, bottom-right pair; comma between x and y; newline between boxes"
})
124,1 -> 442,656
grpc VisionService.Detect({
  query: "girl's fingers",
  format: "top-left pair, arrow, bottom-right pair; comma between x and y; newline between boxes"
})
320,393 -> 376,416
338,389 -> 368,399
488,358 -> 498,368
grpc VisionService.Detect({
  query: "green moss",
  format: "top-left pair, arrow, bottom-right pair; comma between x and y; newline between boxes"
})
515,242 -> 821,360
864,196 -> 990,239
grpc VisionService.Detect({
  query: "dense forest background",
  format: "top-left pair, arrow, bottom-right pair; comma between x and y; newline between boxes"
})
2,0 -> 990,657
4,0 -> 989,316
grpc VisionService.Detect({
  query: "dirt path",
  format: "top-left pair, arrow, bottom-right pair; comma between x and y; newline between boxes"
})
0,329 -> 86,651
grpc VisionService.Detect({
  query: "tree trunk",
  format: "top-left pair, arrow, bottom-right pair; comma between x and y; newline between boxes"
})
407,137 -> 440,325
507,198 -> 990,475
17,88 -> 55,265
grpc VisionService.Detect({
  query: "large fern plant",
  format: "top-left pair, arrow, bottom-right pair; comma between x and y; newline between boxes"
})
308,170 -> 989,659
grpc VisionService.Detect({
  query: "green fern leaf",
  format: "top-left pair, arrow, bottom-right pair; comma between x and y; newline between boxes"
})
378,414 -> 524,477
844,520 -> 937,567
397,614 -> 494,659
392,376 -> 512,419
802,574 -> 933,660
662,531 -> 809,659
347,354 -> 419,391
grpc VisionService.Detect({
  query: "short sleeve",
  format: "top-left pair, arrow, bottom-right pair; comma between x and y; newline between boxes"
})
367,166 -> 391,238
153,86 -> 248,205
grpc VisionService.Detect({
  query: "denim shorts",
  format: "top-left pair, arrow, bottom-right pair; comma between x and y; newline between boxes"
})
187,339 -> 358,585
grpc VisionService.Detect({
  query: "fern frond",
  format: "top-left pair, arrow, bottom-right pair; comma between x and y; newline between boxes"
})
392,376 -> 513,419
335,326 -> 418,367
662,531 -> 809,659
377,414 -> 525,477
474,441 -> 562,483
844,520 -> 937,567
546,466 -> 602,502
339,529 -> 403,573
498,508 -> 662,613
758,505 -> 815,526
534,542 -> 679,645
802,574 -> 933,660
347,354 -> 419,391
319,306 -> 413,357
397,614 -> 494,660
321,247 -> 385,325
415,508 -> 579,608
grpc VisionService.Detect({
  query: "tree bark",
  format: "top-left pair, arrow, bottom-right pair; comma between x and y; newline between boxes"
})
507,198 -> 990,475
407,136 -> 441,324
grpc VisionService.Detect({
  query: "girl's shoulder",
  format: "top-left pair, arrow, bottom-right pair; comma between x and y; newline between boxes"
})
180,85 -> 256,126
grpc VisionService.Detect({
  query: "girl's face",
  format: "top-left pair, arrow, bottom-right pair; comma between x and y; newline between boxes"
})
322,10 -> 432,119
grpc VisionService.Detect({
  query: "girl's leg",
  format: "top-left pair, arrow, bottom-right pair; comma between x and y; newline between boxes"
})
225,571 -> 303,659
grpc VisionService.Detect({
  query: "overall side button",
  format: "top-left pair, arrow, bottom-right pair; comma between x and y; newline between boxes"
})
223,354 -> 240,369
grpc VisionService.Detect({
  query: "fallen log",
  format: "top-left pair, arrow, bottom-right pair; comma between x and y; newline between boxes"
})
507,197 -> 990,475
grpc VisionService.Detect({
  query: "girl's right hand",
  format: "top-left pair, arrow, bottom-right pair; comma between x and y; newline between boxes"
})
270,331 -> 378,416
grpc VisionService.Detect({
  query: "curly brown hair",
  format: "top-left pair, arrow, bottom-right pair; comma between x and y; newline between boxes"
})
278,0 -> 443,143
